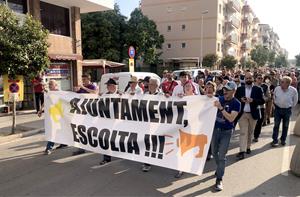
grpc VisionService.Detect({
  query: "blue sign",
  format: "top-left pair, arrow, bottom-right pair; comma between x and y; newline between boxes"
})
128,46 -> 135,58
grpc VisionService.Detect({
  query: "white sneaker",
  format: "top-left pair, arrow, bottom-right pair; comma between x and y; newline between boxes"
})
44,149 -> 51,155
215,179 -> 223,191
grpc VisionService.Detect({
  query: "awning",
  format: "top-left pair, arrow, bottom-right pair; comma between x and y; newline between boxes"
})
82,59 -> 125,68
48,54 -> 83,61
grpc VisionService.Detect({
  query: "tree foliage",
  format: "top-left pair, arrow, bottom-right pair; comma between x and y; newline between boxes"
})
220,55 -> 237,69
268,50 -> 276,65
275,53 -> 288,68
125,8 -> 164,65
202,54 -> 218,68
250,45 -> 270,67
81,4 -> 127,62
240,57 -> 257,69
81,7 -> 164,65
295,53 -> 300,67
0,4 -> 49,79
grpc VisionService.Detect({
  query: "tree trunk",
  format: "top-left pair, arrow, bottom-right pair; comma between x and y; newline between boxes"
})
11,99 -> 16,134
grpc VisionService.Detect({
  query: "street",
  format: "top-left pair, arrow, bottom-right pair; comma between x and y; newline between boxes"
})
0,116 -> 300,196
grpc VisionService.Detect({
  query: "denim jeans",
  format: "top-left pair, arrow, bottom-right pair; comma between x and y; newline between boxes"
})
46,141 -> 54,150
211,127 -> 233,180
272,106 -> 292,143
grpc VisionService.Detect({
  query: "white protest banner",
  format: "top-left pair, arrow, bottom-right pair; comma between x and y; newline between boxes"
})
44,91 -> 217,175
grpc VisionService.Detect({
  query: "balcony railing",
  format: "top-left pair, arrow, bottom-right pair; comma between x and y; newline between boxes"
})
243,15 -> 253,24
227,15 -> 240,28
227,0 -> 241,13
227,33 -> 239,45
241,32 -> 250,40
241,42 -> 251,50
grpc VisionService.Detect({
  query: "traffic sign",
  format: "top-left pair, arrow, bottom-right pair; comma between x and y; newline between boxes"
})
3,75 -> 24,102
128,46 -> 135,59
9,83 -> 19,93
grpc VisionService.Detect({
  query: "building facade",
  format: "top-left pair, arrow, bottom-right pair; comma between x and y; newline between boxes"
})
141,0 -> 245,69
0,0 -> 113,109
141,0 -> 285,70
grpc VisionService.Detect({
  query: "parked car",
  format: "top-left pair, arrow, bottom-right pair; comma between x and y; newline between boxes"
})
99,72 -> 161,93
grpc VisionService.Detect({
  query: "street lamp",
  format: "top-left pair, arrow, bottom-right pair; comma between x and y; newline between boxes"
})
200,10 -> 209,68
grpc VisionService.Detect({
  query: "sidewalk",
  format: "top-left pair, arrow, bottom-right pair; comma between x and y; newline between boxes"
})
0,112 -> 44,142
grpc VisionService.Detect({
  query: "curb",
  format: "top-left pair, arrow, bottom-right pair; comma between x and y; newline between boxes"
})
0,128 -> 44,144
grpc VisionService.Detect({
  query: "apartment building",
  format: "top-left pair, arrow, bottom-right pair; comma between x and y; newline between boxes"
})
258,24 -> 282,56
141,0 -> 246,69
0,0 -> 113,108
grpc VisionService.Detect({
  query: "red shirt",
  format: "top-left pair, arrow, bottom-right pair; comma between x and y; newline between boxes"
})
32,77 -> 44,93
162,80 -> 178,94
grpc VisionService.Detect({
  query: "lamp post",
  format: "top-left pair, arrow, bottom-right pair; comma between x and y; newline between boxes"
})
200,10 -> 209,68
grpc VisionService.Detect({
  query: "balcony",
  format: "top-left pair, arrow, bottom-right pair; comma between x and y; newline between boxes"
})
226,34 -> 239,45
41,0 -> 114,13
242,15 -> 253,25
226,15 -> 240,28
241,32 -> 250,40
241,41 -> 251,50
227,0 -> 241,13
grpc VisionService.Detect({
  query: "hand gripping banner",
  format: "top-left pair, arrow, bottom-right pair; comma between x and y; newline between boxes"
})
45,91 -> 218,175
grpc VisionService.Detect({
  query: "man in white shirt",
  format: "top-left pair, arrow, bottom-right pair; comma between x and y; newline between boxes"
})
271,76 -> 298,147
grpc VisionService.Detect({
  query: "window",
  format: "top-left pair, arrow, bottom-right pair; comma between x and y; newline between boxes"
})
182,24 -> 186,31
40,2 -> 70,36
217,43 -> 221,52
1,0 -> 27,14
219,4 -> 222,14
218,24 -> 221,33
181,43 -> 186,48
167,43 -> 171,49
167,25 -> 171,32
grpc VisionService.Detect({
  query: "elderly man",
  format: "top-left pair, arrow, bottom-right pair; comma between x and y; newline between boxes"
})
100,78 -> 122,165
142,78 -> 163,172
38,80 -> 67,155
271,76 -> 298,147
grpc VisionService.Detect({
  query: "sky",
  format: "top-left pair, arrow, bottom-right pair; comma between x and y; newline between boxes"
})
115,0 -> 299,59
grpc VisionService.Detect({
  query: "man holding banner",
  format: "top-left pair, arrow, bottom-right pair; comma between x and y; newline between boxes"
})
99,78 -> 122,165
212,81 -> 241,191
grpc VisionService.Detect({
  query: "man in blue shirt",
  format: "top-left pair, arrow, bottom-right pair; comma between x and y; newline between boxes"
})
212,81 -> 241,191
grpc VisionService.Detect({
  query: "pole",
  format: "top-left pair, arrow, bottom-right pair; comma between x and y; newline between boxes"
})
12,95 -> 16,134
200,14 -> 204,68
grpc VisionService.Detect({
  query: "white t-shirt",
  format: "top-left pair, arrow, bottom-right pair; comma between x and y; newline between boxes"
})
172,83 -> 199,96
126,85 -> 143,95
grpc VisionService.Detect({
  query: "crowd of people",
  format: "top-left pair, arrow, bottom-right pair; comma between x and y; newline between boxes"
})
39,67 -> 299,192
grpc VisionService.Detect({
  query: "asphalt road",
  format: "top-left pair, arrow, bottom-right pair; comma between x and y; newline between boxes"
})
0,119 -> 300,196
